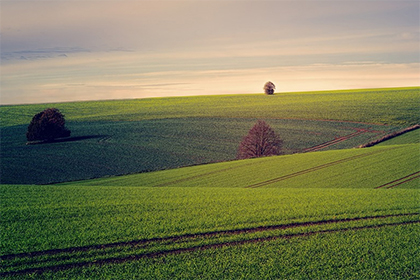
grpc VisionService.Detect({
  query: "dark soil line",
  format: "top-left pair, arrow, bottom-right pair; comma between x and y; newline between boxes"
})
154,160 -> 258,187
2,220 -> 418,277
229,116 -> 391,126
303,129 -> 367,152
359,124 -> 420,148
154,154 -> 285,188
245,147 -> 395,188
387,174 -> 420,189
375,171 -> 420,189
1,212 -> 416,262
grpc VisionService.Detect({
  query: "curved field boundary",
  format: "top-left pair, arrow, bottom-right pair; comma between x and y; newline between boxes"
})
359,124 -> 420,148
245,147 -> 397,189
375,171 -> 420,189
303,129 -> 368,152
1,215 -> 418,277
155,162 -> 256,187
155,156 -> 282,187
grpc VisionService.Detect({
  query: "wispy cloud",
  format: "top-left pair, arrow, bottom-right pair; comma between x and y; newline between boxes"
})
1,0 -> 419,104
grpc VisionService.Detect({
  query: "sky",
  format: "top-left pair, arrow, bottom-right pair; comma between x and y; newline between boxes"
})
1,0 -> 419,105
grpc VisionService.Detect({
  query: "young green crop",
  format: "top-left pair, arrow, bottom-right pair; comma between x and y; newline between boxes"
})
44,224 -> 415,280
68,144 -> 420,189
1,87 -> 419,279
1,87 -> 419,127
2,145 -> 419,256
1,118 -> 397,184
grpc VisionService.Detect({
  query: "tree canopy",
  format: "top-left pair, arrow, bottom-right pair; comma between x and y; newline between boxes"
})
237,120 -> 283,159
263,81 -> 275,95
26,108 -> 71,142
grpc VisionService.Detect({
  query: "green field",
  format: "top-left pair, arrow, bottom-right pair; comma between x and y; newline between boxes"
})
2,87 -> 417,184
1,143 -> 419,278
1,87 -> 419,279
1,87 -> 419,127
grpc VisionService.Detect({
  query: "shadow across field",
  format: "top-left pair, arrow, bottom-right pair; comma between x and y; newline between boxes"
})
26,135 -> 109,145
1,118 -> 401,184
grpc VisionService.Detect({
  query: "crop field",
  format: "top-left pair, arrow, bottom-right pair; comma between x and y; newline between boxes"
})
1,87 -> 419,279
1,87 -> 418,184
1,141 -> 419,279
1,118 -> 398,184
1,87 -> 419,127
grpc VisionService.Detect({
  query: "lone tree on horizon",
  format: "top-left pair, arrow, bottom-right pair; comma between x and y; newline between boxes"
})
26,108 -> 71,142
263,81 -> 275,95
237,120 -> 283,159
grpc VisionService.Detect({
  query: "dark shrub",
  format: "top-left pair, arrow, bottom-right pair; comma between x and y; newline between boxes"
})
26,108 -> 71,142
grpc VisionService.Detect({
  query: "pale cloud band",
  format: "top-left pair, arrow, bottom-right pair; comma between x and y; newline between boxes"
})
1,1 -> 419,104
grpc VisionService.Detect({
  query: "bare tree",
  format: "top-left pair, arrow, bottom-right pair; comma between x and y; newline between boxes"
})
263,81 -> 275,95
237,120 -> 283,159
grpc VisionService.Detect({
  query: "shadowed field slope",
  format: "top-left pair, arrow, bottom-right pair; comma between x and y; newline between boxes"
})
1,143 -> 419,278
69,144 -> 419,189
2,86 -> 418,184
1,88 -> 419,279
0,118 -> 398,184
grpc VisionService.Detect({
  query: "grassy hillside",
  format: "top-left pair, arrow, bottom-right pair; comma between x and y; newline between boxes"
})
1,87 -> 417,184
377,128 -> 420,146
1,87 -> 419,278
1,118 -> 398,184
1,87 -> 419,127
1,143 -> 419,278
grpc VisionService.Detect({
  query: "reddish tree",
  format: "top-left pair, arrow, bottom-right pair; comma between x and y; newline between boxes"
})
26,108 -> 71,142
237,120 -> 283,159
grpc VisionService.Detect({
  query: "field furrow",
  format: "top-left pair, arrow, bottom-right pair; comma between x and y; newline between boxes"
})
245,147 -> 399,188
1,213 -> 418,277
303,129 -> 367,152
375,171 -> 420,189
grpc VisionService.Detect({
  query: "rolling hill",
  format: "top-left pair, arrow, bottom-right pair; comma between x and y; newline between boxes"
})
0,87 -> 419,279
1,87 -> 418,184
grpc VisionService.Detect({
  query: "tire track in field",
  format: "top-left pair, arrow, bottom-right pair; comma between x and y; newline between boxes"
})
2,220 -> 418,277
375,171 -> 420,189
1,212 -> 415,261
1,213 -> 418,277
303,128 -> 384,152
154,156 -> 281,187
245,147 -> 398,189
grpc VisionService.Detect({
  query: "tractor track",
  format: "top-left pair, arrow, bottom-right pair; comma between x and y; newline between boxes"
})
1,213 -> 418,277
375,171 -> 420,189
155,156 -> 281,187
245,147 -> 398,188
302,126 -> 387,153
303,129 -> 368,152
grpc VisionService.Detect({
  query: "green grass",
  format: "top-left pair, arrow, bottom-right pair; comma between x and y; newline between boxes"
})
1,87 -> 419,278
27,224 -> 418,280
1,118 -> 398,184
64,144 -> 419,189
2,87 -> 417,184
1,87 -> 419,128
377,128 -> 420,146
1,144 -> 419,278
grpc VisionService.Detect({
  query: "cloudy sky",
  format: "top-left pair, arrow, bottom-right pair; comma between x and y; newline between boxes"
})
1,0 -> 419,104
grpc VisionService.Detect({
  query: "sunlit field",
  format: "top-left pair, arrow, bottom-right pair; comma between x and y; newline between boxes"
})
1,87 -> 419,279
